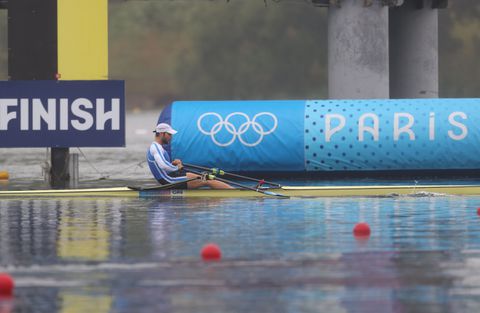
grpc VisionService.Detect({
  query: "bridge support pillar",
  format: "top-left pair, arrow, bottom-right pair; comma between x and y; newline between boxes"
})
328,0 -> 390,99
390,0 -> 440,99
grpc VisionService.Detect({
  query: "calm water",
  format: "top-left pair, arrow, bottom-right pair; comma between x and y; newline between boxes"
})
1,196 -> 480,313
1,112 -> 480,312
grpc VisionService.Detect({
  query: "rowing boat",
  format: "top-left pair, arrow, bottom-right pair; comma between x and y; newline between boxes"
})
1,184 -> 480,198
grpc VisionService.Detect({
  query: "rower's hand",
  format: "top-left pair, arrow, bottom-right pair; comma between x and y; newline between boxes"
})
172,159 -> 183,169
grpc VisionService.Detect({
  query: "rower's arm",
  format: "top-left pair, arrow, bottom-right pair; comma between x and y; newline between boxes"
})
151,145 -> 178,173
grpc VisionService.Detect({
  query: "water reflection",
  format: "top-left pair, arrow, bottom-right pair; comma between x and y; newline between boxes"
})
57,200 -> 113,261
0,299 -> 13,313
59,290 -> 112,313
0,196 -> 479,312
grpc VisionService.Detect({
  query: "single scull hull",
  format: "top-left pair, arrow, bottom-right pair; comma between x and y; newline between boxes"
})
1,184 -> 480,198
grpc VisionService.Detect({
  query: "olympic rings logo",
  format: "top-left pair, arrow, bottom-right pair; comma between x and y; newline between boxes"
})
197,112 -> 278,147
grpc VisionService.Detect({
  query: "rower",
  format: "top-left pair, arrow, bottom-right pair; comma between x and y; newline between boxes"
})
147,123 -> 233,189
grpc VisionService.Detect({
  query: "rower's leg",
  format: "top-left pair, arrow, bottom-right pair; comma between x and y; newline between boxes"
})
185,172 -> 233,189
185,173 -> 203,189
206,180 -> 234,189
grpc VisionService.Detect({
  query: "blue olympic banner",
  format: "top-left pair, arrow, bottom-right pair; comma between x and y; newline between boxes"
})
158,99 -> 480,172
303,99 -> 480,171
0,80 -> 125,147
160,100 -> 305,172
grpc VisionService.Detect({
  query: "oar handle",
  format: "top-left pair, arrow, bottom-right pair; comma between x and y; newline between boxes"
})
184,163 -> 282,187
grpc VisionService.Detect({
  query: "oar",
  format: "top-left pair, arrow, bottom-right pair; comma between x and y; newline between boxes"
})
127,177 -> 200,191
187,168 -> 289,199
183,163 -> 282,188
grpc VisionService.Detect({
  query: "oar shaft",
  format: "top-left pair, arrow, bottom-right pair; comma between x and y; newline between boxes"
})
187,168 -> 251,190
206,174 -> 259,192
187,168 -> 288,198
184,163 -> 281,187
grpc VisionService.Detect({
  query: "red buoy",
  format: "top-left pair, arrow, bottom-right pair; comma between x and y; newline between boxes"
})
353,222 -> 371,237
201,243 -> 222,261
0,273 -> 14,296
477,208 -> 480,216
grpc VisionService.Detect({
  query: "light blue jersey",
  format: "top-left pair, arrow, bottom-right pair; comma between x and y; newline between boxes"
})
147,142 -> 187,184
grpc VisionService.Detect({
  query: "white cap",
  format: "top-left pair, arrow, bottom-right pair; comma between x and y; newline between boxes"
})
153,123 -> 178,135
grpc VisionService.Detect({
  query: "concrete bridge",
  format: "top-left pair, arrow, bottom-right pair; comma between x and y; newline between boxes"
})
310,0 -> 447,99
0,0 -> 449,186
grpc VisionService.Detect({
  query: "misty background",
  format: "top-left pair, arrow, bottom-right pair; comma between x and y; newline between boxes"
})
0,0 -> 478,110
